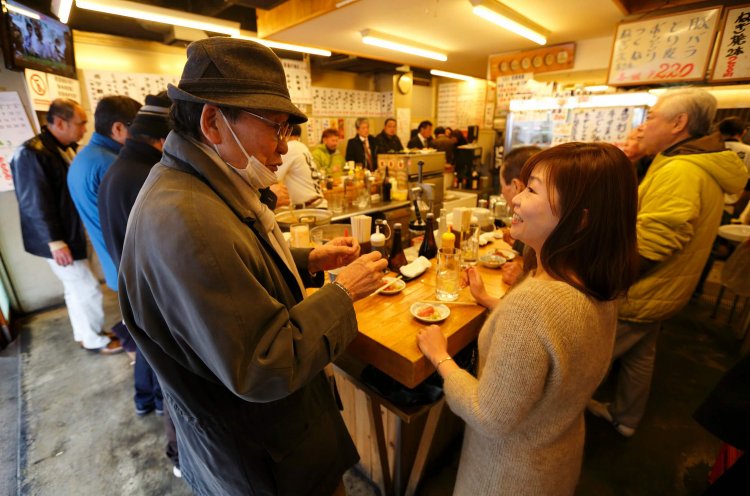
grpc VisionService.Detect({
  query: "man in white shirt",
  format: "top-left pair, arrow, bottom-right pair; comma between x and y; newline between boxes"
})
275,124 -> 326,208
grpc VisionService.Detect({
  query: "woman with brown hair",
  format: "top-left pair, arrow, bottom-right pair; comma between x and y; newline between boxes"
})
418,142 -> 640,495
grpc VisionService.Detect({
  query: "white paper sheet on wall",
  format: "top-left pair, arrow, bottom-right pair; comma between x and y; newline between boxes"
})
311,87 -> 393,118
281,59 -> 312,105
82,70 -> 180,109
0,92 -> 36,192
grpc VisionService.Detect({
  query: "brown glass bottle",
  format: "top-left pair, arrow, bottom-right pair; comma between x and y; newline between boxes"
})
418,213 -> 438,259
388,223 -> 408,273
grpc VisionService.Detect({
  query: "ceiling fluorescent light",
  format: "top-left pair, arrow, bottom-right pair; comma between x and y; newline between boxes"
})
430,69 -> 474,82
6,3 -> 40,19
235,31 -> 331,57
75,0 -> 240,36
470,0 -> 548,45
361,29 -> 447,62
52,0 -> 73,23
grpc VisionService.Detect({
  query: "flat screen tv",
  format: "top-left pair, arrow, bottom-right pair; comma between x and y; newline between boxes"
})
0,0 -> 76,79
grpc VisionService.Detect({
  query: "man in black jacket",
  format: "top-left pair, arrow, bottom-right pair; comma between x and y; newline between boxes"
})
10,98 -> 121,354
98,92 -> 181,476
345,117 -> 378,170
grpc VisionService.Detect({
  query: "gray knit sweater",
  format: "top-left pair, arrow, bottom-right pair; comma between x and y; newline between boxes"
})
444,277 -> 617,495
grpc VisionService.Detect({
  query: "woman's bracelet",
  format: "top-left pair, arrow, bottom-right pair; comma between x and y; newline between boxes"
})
435,355 -> 453,370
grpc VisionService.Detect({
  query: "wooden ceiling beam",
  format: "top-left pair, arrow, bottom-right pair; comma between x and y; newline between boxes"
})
257,0 -> 359,38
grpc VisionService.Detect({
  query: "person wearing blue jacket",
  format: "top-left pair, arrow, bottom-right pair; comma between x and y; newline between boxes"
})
67,95 -> 141,290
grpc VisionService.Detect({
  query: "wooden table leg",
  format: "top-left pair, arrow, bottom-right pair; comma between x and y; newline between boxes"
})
404,397 -> 446,496
367,395 -> 394,496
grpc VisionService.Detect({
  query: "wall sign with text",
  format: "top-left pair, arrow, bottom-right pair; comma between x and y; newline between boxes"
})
711,4 -> 750,82
607,7 -> 721,86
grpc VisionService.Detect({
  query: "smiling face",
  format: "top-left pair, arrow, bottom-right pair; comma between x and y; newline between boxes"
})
509,165 -> 559,255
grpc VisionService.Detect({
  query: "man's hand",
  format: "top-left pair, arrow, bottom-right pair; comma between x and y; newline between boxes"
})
308,237 -> 361,273
271,183 -> 290,208
333,251 -> 389,301
52,246 -> 74,267
501,259 -> 524,286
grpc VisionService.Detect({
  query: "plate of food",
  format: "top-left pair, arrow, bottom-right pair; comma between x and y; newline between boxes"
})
410,302 -> 450,323
479,254 -> 506,269
380,277 -> 406,295
492,248 -> 516,261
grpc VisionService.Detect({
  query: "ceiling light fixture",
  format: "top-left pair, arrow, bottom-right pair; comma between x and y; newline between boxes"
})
75,0 -> 240,36
470,0 -> 548,45
235,31 -> 331,57
361,29 -> 447,62
51,0 -> 73,23
430,69 -> 474,82
6,2 -> 40,19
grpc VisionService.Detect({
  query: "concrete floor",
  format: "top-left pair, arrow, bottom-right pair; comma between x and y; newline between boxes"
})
1,271 -> 743,495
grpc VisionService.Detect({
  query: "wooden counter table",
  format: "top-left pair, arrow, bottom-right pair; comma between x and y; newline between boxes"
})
330,235 -> 513,496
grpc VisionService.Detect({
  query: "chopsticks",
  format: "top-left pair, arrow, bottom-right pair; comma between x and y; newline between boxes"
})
370,275 -> 404,296
419,300 -> 478,306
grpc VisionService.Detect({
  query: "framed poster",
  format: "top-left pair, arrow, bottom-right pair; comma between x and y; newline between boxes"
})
710,4 -> 750,82
607,7 -> 721,86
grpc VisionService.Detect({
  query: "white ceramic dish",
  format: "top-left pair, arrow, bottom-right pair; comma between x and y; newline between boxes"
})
479,254 -> 506,269
718,224 -> 750,242
410,302 -> 450,323
492,248 -> 516,261
380,277 -> 406,295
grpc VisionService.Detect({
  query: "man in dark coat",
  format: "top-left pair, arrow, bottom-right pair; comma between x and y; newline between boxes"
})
118,38 -> 388,495
345,117 -> 378,170
10,98 -> 121,354
374,117 -> 403,154
98,92 -> 181,476
407,120 -> 433,149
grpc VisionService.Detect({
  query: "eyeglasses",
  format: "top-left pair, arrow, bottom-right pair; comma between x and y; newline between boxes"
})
241,110 -> 293,142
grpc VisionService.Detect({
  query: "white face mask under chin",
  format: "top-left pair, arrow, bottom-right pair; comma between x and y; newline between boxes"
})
216,110 -> 278,190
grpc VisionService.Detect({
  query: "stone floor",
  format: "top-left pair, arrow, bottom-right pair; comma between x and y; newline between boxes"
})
1,268 -> 745,495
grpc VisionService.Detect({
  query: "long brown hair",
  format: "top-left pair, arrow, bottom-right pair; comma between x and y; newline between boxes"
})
519,142 -> 639,301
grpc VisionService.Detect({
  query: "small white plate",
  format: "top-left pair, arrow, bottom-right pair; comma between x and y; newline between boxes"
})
380,277 -> 406,295
718,224 -> 750,242
410,302 -> 450,323
479,254 -> 506,269
493,248 -> 516,260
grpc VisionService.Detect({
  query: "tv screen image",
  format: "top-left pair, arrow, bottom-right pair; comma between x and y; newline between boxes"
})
1,0 -> 76,79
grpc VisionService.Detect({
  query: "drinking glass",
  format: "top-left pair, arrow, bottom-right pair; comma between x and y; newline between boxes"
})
436,248 -> 460,301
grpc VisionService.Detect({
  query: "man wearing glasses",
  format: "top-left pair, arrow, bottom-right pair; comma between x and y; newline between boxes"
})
11,99 -> 122,354
118,38 -> 388,496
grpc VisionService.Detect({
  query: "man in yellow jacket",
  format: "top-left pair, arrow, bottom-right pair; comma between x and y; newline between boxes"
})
589,88 -> 748,437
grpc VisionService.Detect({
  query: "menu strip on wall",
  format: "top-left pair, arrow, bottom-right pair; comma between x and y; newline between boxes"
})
710,4 -> 750,82
607,7 -> 721,86
0,92 -> 35,192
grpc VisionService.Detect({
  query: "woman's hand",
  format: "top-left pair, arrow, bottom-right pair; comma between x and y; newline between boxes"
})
417,325 -> 448,365
308,237 -> 360,273
465,266 -> 498,309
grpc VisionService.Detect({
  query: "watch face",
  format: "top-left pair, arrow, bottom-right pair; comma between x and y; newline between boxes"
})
510,59 -> 520,71
545,53 -> 555,66
521,57 -> 531,69
533,55 -> 543,68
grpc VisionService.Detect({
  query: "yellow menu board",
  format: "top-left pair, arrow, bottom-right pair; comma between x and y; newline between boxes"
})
608,7 -> 721,86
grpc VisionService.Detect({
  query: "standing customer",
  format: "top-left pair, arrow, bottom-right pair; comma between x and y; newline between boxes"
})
118,38 -> 387,495
588,88 -> 748,437
418,142 -> 640,495
67,95 -> 141,291
10,98 -> 121,354
98,93 -> 181,476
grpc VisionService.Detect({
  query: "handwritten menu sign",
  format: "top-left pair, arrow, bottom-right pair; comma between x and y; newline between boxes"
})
311,87 -> 392,118
0,92 -> 35,192
608,7 -> 721,86
437,80 -> 487,129
711,5 -> 750,82
281,58 -> 312,105
82,70 -> 180,109
569,107 -> 637,146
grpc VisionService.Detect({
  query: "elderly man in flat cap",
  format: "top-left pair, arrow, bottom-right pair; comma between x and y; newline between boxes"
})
117,38 -> 387,495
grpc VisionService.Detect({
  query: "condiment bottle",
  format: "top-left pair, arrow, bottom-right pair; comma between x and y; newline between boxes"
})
441,231 -> 456,252
370,225 -> 387,261
388,223 -> 407,273
418,213 -> 438,259
382,166 -> 392,201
